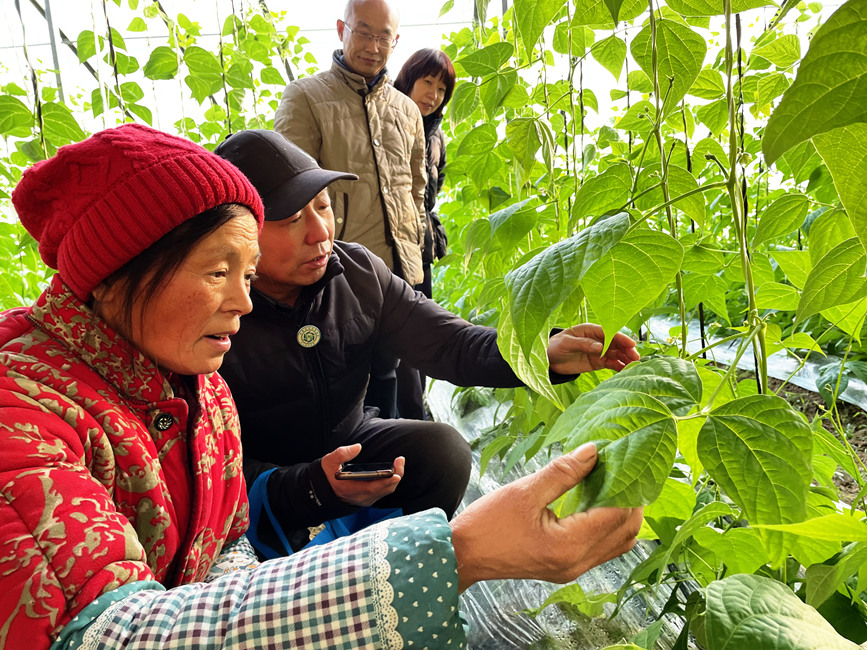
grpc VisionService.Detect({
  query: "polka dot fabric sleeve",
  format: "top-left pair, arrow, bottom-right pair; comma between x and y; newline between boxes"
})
61,510 -> 465,649
384,510 -> 467,648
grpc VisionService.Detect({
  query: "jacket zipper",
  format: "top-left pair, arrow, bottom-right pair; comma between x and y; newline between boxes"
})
337,193 -> 348,240
360,92 -> 395,248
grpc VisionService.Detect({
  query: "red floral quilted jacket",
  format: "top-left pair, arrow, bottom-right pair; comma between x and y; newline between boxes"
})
0,275 -> 249,647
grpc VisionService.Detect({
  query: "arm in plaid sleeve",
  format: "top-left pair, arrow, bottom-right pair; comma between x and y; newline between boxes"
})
61,510 -> 466,650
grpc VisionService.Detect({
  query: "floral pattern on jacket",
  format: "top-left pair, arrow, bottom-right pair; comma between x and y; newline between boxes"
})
0,275 -> 248,649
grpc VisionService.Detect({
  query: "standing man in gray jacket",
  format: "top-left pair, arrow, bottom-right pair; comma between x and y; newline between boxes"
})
275,0 -> 429,418
274,0 -> 426,286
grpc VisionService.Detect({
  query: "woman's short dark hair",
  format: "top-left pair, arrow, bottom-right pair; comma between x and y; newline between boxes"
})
94,203 -> 252,341
393,49 -> 456,120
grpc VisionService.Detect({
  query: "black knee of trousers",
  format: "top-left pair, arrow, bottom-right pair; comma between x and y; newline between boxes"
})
386,422 -> 472,520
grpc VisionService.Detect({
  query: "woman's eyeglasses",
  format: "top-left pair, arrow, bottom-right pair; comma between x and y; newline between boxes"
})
343,23 -> 397,50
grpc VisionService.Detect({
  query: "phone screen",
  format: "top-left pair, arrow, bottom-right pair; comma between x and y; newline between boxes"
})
334,462 -> 395,480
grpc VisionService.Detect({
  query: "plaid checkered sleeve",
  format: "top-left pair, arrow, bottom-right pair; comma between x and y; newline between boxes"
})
72,510 -> 465,649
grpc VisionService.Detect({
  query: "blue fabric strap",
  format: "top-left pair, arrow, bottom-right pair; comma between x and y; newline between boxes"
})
246,468 -> 403,558
246,468 -> 293,560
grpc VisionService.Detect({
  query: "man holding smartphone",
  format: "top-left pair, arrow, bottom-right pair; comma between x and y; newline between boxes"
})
216,130 -> 641,557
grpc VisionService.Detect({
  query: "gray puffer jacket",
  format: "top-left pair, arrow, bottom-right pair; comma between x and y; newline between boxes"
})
274,52 -> 427,284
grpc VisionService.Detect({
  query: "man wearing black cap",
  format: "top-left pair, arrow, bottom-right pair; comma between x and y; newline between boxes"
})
216,130 -> 640,557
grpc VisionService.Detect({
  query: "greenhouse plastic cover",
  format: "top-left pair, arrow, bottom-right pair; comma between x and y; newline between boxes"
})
646,317 -> 867,411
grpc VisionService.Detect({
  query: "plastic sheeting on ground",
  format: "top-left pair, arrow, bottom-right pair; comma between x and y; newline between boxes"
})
427,380 -> 687,650
646,317 -> 867,411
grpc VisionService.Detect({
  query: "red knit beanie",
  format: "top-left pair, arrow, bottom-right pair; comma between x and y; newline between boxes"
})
11,123 -> 265,301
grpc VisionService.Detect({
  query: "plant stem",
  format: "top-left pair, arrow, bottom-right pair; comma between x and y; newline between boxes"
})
704,322 -> 763,411
649,0 -> 688,357
685,330 -> 745,361
724,0 -> 767,393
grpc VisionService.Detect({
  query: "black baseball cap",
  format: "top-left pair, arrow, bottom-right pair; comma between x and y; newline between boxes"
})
215,130 -> 357,221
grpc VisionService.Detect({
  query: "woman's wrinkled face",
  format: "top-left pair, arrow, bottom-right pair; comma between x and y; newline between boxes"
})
409,74 -> 447,117
98,213 -> 260,375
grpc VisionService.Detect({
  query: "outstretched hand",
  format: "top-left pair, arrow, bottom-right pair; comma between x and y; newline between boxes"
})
547,323 -> 640,375
322,444 -> 405,508
449,443 -> 642,592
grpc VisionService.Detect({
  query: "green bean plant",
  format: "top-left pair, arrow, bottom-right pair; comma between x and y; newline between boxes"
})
0,0 -> 314,304
433,0 -> 867,647
1,0 -> 867,647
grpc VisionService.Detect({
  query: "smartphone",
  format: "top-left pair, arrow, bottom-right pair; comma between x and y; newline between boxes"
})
334,462 -> 395,481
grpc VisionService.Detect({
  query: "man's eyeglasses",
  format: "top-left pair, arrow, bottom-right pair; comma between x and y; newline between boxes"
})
343,23 -> 397,50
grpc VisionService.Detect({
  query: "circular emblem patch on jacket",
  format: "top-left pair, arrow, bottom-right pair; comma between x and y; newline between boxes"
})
297,325 -> 322,348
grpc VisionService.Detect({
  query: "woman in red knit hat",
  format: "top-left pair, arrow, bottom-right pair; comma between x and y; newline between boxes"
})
0,124 -> 641,650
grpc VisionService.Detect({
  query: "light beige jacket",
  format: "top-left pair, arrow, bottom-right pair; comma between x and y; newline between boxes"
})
275,52 -> 427,284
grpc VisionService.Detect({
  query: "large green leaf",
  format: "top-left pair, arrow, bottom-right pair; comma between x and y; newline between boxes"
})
682,273 -> 730,322
183,46 -> 223,103
548,358 -> 701,445
753,193 -> 809,245
634,163 -> 707,226
0,95 -> 33,137
796,238 -> 867,325
505,118 -> 541,182
449,81 -> 480,124
454,42 -> 514,77
809,209 -> 857,264
497,304 -> 563,407
667,0 -> 773,16
488,198 -> 538,252
696,99 -> 729,137
467,151 -> 505,189
592,36 -> 627,80
813,123 -> 867,250
226,61 -> 255,90
702,574 -> 859,650
40,103 -> 86,146
688,68 -> 726,99
762,0 -> 867,164
552,22 -> 594,56
457,123 -> 498,156
631,19 -> 707,113
548,375 -> 680,510
514,0 -> 567,55
504,213 -> 630,357
614,101 -> 656,134
692,527 -> 771,576
480,69 -> 518,117
570,398 -> 677,510
143,46 -> 179,80
572,0 -> 645,26
76,30 -> 96,63
570,162 -> 632,226
805,542 -> 867,608
756,72 -> 791,107
752,34 -> 801,69
772,249 -> 811,289
697,395 -> 812,561
582,228 -> 684,349
756,514 -> 867,542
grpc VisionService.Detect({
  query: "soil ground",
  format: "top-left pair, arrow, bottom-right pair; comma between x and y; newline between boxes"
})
763,375 -> 867,503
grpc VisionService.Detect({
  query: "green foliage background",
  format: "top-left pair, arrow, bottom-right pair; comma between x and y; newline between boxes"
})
2,0 -> 867,647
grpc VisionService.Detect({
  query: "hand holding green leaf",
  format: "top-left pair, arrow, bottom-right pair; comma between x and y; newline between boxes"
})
546,323 -> 640,375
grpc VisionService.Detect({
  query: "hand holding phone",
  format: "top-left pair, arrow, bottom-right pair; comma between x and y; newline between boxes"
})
334,461 -> 395,481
